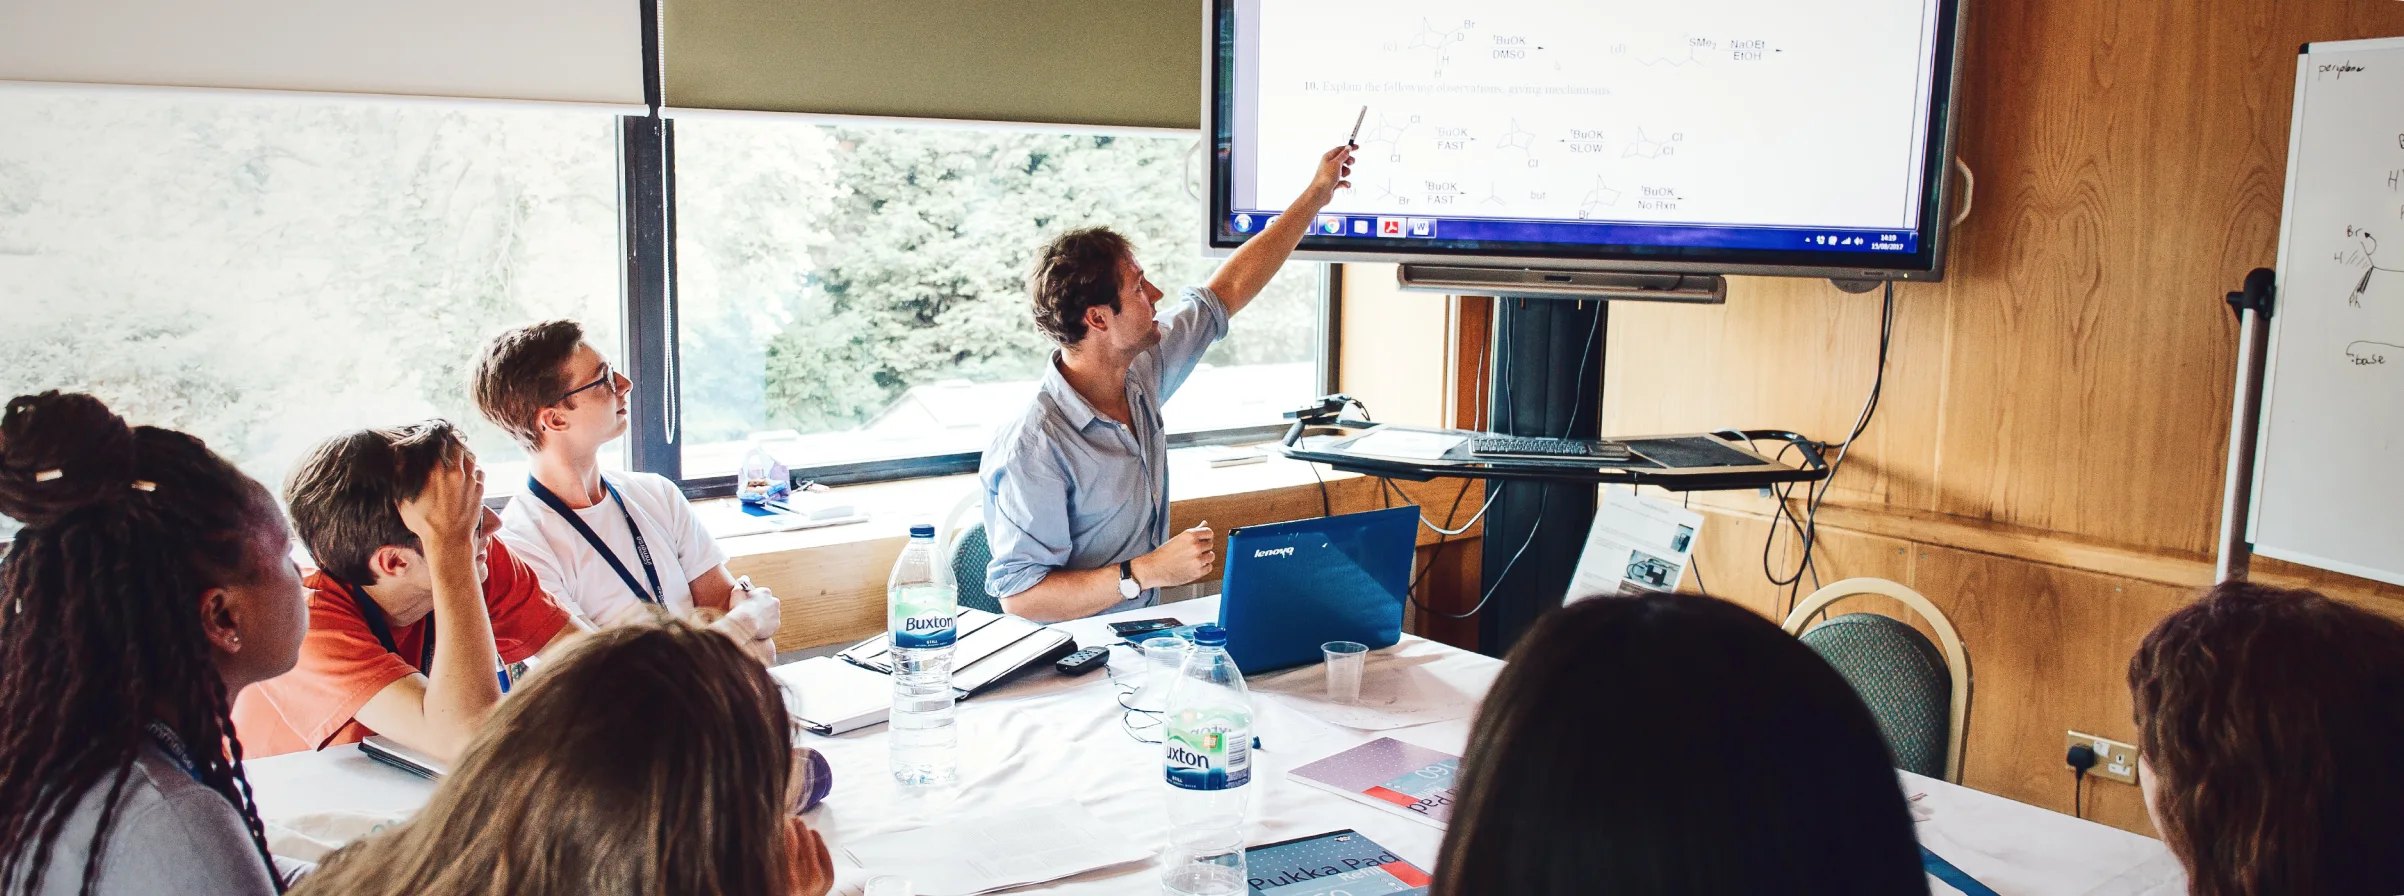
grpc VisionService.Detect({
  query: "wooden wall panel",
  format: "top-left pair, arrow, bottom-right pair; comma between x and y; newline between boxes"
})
1338,263 -> 1454,428
1595,0 -> 2404,839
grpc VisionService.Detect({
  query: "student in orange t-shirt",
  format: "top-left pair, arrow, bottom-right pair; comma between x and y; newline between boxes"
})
233,420 -> 586,761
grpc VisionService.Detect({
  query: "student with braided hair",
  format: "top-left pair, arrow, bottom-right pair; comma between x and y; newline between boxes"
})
0,391 -> 309,896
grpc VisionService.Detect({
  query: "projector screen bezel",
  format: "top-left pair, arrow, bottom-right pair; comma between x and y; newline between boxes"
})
1201,0 -> 1970,282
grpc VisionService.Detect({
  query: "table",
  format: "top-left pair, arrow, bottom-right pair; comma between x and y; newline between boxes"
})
246,598 -> 2184,895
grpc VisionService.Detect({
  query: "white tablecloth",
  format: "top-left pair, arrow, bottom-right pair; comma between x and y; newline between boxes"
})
245,598 -> 2182,895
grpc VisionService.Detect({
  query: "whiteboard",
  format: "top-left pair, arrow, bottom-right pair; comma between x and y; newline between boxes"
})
2249,37 -> 2404,585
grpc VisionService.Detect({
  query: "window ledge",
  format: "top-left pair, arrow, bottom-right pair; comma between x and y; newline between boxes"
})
715,443 -> 1480,651
709,444 -> 1362,558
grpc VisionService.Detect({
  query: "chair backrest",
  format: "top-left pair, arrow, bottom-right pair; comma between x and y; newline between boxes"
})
1782,578 -> 1972,782
942,521 -> 1003,616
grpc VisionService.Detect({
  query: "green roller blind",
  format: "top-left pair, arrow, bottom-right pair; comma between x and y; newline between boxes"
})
664,0 -> 1205,130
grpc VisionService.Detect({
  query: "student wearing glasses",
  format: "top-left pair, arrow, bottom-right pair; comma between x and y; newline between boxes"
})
231,422 -> 586,762
474,321 -> 783,661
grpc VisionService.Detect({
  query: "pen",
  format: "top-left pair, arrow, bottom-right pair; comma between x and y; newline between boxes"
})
1347,106 -> 1367,147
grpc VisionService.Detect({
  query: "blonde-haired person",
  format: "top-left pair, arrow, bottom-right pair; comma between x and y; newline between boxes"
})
291,622 -> 835,896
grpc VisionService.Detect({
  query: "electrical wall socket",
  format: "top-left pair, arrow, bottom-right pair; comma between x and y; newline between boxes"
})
2068,731 -> 2139,785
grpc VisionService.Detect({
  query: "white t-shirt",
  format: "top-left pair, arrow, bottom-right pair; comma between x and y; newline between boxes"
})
497,470 -> 729,629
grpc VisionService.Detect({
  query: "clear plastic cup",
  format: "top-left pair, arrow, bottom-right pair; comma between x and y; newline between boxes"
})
1323,641 -> 1368,704
1133,635 -> 1189,712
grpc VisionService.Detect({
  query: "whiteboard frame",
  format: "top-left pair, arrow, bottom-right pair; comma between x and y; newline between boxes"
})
2243,35 -> 2404,587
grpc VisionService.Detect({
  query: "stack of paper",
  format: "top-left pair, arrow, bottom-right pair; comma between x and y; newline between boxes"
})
839,800 -> 1150,896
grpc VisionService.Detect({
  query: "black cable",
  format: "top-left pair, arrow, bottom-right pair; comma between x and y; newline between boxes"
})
1402,477 -> 1480,618
1417,305 -> 1604,621
1682,492 -> 1708,596
2066,742 -> 2098,820
1308,459 -> 1332,518
1760,280 -> 1897,617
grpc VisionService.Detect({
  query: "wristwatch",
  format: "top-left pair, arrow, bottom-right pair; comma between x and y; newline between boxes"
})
1118,560 -> 1141,599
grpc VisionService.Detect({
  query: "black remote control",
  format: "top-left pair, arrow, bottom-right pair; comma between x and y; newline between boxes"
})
1054,645 -> 1110,676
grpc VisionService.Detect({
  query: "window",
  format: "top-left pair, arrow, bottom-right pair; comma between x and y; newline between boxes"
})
671,119 -> 1327,482
0,86 -> 624,515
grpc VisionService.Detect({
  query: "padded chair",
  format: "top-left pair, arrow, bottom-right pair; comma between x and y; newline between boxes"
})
939,491 -> 1003,615
1781,577 -> 1971,782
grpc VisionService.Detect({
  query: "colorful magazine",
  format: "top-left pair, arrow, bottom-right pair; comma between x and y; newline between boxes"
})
1286,737 -> 1459,828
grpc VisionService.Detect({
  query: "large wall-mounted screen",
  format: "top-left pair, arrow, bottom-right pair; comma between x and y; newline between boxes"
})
1207,0 -> 1966,280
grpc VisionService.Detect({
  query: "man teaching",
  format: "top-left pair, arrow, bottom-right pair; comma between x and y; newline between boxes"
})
980,144 -> 1356,622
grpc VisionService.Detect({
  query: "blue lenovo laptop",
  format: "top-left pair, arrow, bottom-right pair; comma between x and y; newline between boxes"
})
1218,505 -> 1419,672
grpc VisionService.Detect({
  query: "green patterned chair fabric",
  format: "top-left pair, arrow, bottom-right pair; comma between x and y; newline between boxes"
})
948,522 -> 1004,615
1800,613 -> 1952,779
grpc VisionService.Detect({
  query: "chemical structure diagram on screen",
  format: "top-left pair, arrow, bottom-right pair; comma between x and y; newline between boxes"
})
1364,176 -> 1412,207
1624,128 -> 1684,159
1359,114 -> 1418,164
1578,177 -> 1623,217
1383,18 -> 1474,76
1621,36 -> 1718,68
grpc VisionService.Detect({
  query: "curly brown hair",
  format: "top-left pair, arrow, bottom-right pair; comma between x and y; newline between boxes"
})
2127,581 -> 2404,896
1029,227 -> 1134,346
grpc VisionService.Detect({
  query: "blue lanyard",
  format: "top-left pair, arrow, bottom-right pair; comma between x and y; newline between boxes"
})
343,581 -> 512,692
145,722 -> 203,784
345,580 -> 435,671
526,476 -> 662,605
1920,845 -> 2002,896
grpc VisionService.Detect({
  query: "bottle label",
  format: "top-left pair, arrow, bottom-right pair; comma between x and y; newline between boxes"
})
889,583 -> 956,650
1164,707 -> 1252,791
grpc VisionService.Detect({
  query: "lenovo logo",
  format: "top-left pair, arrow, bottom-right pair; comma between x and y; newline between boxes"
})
1253,547 -> 1296,559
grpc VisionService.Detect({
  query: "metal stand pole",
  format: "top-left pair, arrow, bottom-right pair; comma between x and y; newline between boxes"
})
2214,268 -> 2276,584
1478,297 -> 1607,657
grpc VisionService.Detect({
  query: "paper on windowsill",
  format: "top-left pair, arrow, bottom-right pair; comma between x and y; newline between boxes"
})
838,799 -> 1151,896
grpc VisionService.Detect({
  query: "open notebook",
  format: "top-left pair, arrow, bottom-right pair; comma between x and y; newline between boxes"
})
773,608 -> 1077,735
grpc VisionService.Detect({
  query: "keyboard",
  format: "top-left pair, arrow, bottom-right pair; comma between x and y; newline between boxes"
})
1469,437 -> 1633,462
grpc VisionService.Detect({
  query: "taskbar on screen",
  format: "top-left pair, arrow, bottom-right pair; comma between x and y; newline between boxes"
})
1226,211 -> 1920,254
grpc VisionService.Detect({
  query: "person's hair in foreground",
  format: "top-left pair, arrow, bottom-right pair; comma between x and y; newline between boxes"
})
1433,592 -> 1927,896
294,621 -> 822,896
0,391 -> 299,895
2127,581 -> 2404,896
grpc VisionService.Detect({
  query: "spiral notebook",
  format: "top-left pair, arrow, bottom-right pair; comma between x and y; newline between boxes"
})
1286,737 -> 1460,828
1246,829 -> 1430,896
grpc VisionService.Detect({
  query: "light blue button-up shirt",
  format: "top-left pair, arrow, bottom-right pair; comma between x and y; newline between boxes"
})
980,286 -> 1231,616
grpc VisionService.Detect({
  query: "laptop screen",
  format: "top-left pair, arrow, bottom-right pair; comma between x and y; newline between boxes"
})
1218,506 -> 1420,672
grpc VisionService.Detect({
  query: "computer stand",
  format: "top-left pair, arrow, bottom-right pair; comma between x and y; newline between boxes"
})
1282,298 -> 1831,657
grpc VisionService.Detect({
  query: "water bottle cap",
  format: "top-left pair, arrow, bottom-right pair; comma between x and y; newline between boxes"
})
909,524 -> 936,539
1191,624 -> 1228,647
